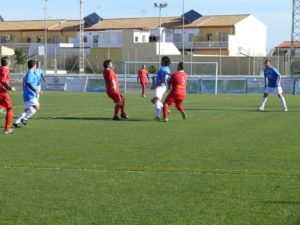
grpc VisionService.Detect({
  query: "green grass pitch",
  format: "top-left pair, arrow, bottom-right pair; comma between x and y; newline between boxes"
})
0,92 -> 299,225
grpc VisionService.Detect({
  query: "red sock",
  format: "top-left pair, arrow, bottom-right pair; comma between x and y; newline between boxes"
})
163,104 -> 169,119
114,104 -> 120,116
5,108 -> 13,131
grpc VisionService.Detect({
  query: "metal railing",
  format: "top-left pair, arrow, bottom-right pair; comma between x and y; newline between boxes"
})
193,41 -> 228,49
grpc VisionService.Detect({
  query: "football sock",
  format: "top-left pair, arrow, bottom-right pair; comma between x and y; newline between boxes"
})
15,112 -> 27,124
260,97 -> 267,108
176,103 -> 184,112
163,104 -> 169,119
24,107 -> 37,120
120,102 -> 125,114
5,108 -> 13,131
114,104 -> 120,116
155,101 -> 163,117
280,96 -> 287,109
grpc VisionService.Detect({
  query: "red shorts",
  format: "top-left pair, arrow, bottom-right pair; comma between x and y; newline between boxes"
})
164,93 -> 185,105
107,91 -> 123,103
0,93 -> 12,109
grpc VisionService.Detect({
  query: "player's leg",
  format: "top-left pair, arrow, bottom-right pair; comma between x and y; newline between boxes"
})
119,94 -> 128,119
278,87 -> 287,111
141,82 -> 146,97
175,98 -> 187,120
153,86 -> 165,119
162,95 -> 175,121
1,95 -> 14,133
23,98 -> 40,122
259,92 -> 269,111
36,86 -> 41,99
14,109 -> 29,127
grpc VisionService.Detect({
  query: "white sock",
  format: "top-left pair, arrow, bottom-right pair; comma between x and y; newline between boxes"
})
15,112 -> 27,124
280,96 -> 287,109
155,101 -> 163,118
24,107 -> 37,120
260,97 -> 267,108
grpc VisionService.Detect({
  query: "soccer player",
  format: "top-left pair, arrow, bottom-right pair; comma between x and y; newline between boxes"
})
258,59 -> 288,112
103,59 -> 128,120
0,56 -> 16,134
162,62 -> 187,122
13,59 -> 40,127
151,56 -> 171,120
35,61 -> 47,99
137,64 -> 149,97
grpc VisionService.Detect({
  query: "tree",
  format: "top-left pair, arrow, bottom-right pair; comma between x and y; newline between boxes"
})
14,49 -> 28,73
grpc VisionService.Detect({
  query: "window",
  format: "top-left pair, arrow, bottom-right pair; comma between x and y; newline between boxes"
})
37,35 -> 43,43
26,36 -> 32,43
173,33 -> 182,43
53,36 -> 60,43
188,33 -> 194,42
93,35 -> 98,44
84,36 -> 88,43
219,33 -> 228,42
142,35 -> 147,43
207,33 -> 213,42
135,36 -> 139,42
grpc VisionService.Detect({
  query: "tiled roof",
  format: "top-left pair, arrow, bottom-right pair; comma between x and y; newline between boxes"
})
0,14 -> 250,32
276,41 -> 300,48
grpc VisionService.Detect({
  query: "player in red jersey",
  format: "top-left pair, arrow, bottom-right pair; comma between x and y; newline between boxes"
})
0,56 -> 16,134
162,62 -> 187,122
103,59 -> 128,120
137,64 -> 149,97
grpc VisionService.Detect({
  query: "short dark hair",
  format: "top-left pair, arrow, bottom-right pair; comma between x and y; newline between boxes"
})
178,62 -> 184,71
1,56 -> 9,66
161,56 -> 171,66
28,59 -> 36,69
103,59 -> 112,69
265,59 -> 271,64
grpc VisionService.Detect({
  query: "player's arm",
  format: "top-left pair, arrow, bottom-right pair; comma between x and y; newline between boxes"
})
137,72 -> 140,83
110,79 -> 117,91
0,81 -> 14,91
272,68 -> 282,86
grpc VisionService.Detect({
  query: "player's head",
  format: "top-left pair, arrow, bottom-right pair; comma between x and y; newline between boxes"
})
141,64 -> 146,69
28,59 -> 36,69
177,62 -> 184,71
161,56 -> 171,66
103,59 -> 112,69
36,61 -> 41,68
1,56 -> 10,66
264,59 -> 271,68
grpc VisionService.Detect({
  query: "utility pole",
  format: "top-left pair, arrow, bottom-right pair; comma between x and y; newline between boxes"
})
44,0 -> 48,74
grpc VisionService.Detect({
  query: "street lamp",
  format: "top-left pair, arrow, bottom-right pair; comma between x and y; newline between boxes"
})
154,2 -> 168,65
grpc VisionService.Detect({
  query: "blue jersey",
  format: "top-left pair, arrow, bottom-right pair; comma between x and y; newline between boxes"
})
264,67 -> 281,88
23,69 -> 38,102
35,68 -> 45,86
156,66 -> 170,87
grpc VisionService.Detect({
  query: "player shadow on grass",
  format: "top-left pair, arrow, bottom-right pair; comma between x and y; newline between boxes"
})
36,116 -> 148,122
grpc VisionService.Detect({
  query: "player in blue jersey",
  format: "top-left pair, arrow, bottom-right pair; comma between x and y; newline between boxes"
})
13,60 -> 41,128
258,59 -> 288,112
151,56 -> 171,120
35,61 -> 47,99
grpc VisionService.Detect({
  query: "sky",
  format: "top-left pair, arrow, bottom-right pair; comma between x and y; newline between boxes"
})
0,0 -> 292,50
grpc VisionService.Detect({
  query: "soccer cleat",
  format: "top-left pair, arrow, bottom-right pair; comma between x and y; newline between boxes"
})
121,113 -> 129,119
161,118 -> 168,122
4,129 -> 14,134
258,107 -> 264,111
13,123 -> 21,128
284,108 -> 288,112
181,111 -> 187,120
112,115 -> 120,121
21,119 -> 28,126
153,117 -> 161,121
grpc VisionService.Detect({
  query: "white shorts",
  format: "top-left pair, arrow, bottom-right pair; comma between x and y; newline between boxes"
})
24,97 -> 39,109
264,86 -> 283,95
152,86 -> 167,100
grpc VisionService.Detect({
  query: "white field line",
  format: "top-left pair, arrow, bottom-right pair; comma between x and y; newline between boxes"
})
0,165 -> 298,178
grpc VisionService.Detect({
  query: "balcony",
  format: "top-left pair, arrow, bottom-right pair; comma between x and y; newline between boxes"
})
193,41 -> 228,49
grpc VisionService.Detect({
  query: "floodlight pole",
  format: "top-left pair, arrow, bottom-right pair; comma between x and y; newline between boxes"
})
154,3 -> 168,65
44,0 -> 48,74
182,0 -> 185,62
79,0 -> 85,74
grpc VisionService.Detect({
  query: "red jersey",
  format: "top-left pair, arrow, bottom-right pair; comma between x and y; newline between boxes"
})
103,68 -> 119,93
138,68 -> 148,83
168,71 -> 187,96
0,66 -> 10,94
